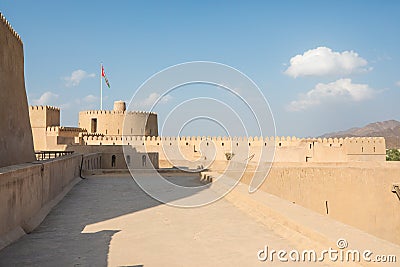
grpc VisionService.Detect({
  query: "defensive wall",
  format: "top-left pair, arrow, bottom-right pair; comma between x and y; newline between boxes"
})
0,13 -> 35,167
0,153 -> 101,250
78,101 -> 158,136
29,105 -> 86,151
217,161 -> 400,245
81,135 -> 386,167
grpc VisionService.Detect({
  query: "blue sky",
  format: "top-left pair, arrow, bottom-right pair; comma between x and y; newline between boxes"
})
1,1 -> 399,137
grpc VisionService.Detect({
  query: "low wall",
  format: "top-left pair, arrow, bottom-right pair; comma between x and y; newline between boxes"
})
0,153 -> 101,250
221,161 -> 400,245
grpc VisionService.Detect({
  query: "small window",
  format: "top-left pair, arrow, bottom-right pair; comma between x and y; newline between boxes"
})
221,143 -> 224,146
310,144 -> 312,149
111,155 -> 116,168
207,142 -> 209,146
279,143 -> 282,147
105,129 -> 107,134
330,144 -> 332,147
236,143 -> 239,146
142,155 -> 146,167
126,155 -> 131,165
118,129 -> 120,134
91,118 -> 97,133
249,143 -> 251,146
374,147 -> 376,152
186,142 -> 189,146
361,147 -> 364,152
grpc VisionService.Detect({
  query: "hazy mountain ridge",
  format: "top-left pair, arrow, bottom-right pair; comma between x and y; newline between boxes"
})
320,120 -> 400,149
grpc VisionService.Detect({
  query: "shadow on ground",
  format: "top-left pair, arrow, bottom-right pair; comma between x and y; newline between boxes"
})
0,173 -> 207,266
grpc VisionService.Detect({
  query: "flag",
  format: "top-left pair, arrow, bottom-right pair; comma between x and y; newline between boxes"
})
101,65 -> 110,88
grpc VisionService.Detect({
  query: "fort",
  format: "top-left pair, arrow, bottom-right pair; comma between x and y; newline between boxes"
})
0,12 -> 399,266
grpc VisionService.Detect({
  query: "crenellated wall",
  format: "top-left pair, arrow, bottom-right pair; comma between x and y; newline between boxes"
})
80,135 -> 386,167
29,105 -> 86,151
78,106 -> 158,136
29,105 -> 60,128
0,13 -> 35,167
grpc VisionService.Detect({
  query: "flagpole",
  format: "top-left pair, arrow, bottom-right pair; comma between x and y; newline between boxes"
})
100,62 -> 103,110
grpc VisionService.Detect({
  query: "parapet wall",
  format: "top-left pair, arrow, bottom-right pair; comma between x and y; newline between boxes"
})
0,13 -> 35,167
0,153 -> 101,250
232,161 -> 400,245
81,136 -> 386,165
0,13 -> 22,43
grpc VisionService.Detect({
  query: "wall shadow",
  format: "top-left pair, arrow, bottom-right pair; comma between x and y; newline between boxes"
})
0,172 -> 208,266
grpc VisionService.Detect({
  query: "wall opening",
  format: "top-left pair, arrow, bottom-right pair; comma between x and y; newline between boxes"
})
91,118 -> 97,133
111,155 -> 116,168
142,155 -> 146,167
126,155 -> 131,165
325,201 -> 329,215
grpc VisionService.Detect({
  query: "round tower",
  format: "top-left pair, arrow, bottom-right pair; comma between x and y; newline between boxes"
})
113,100 -> 126,112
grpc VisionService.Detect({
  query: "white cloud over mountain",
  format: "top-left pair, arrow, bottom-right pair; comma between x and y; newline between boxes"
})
285,47 -> 369,78
287,78 -> 376,111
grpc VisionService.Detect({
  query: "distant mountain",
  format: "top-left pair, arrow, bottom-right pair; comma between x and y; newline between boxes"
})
320,120 -> 400,149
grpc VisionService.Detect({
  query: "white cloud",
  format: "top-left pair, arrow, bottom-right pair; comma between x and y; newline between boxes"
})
396,81 -> 400,87
31,91 -> 59,105
285,47 -> 369,78
64,69 -> 95,87
59,94 -> 100,111
138,93 -> 173,108
287,78 -> 376,111
82,94 -> 98,103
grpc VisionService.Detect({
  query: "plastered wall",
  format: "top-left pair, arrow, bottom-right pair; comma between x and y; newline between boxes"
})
81,136 -> 386,166
78,110 -> 158,136
234,161 -> 400,245
0,13 -> 35,167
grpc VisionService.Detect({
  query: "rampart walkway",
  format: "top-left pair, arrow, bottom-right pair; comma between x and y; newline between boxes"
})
0,173 -> 335,267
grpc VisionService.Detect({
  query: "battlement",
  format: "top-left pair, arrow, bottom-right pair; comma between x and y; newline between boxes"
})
80,135 -> 385,144
80,110 -> 156,115
0,12 -> 22,44
46,126 -> 86,132
30,105 -> 60,112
